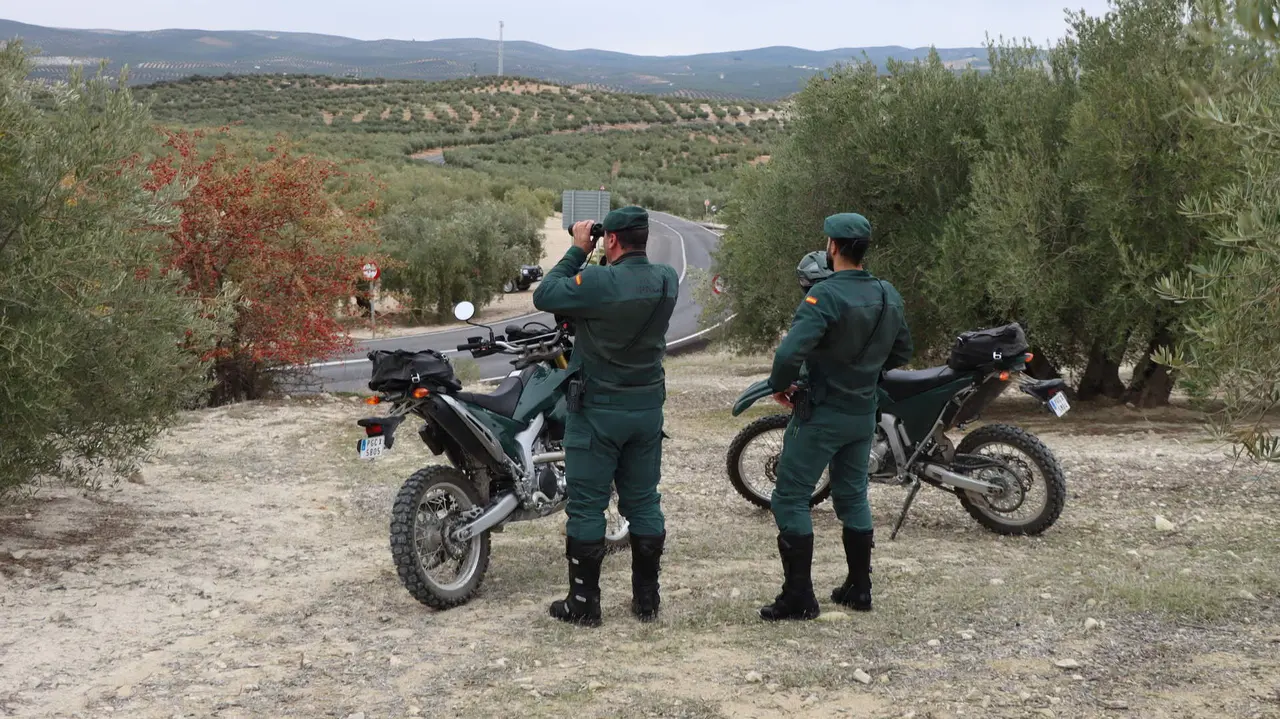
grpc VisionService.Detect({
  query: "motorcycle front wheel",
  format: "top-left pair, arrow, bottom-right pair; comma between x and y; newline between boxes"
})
725,413 -> 832,510
390,466 -> 491,609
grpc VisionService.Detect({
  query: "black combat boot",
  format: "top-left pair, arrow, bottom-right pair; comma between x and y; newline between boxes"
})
758,533 -> 821,621
830,528 -> 874,611
549,537 -> 606,627
629,532 -> 665,622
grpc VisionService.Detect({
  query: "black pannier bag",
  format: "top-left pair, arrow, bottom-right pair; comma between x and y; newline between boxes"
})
947,323 -> 1029,371
367,349 -> 462,393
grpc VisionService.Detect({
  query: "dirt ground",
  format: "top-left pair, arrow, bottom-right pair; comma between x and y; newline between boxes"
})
2,352 -> 1278,719
345,214 -> 572,340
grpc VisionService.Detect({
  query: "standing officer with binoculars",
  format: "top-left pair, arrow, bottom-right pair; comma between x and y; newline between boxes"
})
533,206 -> 680,627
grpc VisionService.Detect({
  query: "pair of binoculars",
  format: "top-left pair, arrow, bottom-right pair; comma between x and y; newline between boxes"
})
567,223 -> 605,241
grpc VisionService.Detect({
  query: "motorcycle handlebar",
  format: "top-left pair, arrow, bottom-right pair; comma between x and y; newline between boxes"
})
460,329 -> 566,357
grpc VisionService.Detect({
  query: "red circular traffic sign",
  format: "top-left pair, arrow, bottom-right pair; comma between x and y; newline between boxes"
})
361,262 -> 380,281
712,274 -> 727,295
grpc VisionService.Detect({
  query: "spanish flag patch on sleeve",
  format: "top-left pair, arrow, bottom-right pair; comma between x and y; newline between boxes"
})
805,295 -> 818,305
575,274 -> 582,286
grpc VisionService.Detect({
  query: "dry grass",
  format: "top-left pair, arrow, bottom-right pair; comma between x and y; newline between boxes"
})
1,352 -> 1278,718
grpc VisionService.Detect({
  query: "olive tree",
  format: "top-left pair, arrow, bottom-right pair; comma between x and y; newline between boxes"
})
1156,0 -> 1280,460
0,46 -> 218,497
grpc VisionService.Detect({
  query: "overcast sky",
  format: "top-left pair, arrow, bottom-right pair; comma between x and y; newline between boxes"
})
5,1 -> 1115,55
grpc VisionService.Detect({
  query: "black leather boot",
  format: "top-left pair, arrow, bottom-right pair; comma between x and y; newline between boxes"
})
549,537 -> 606,627
759,533 -> 820,621
629,532 -> 665,622
830,528 -> 874,611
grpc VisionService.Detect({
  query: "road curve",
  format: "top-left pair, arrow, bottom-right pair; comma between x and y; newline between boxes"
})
312,212 -> 719,393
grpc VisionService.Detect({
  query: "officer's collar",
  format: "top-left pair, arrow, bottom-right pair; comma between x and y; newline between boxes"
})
832,268 -> 871,278
614,251 -> 649,265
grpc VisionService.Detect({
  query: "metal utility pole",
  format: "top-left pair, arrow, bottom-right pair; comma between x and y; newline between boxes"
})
498,21 -> 505,77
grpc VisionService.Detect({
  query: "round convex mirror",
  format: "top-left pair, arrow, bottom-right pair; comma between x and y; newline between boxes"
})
453,301 -> 476,322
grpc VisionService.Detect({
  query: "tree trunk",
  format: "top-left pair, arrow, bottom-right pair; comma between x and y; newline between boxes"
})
1125,325 -> 1176,408
1076,344 -> 1126,401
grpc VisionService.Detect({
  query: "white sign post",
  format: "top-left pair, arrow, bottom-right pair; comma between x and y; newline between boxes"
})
362,262 -> 381,338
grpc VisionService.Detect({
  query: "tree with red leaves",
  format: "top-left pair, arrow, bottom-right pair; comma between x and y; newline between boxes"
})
146,129 -> 380,404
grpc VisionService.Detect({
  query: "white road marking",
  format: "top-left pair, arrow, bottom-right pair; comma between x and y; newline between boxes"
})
650,217 -> 688,284
307,348 -> 460,369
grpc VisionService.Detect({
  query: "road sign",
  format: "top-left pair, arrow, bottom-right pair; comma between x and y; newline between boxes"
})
705,199 -> 711,208
362,262 -> 380,281
563,190 -> 611,229
712,274 -> 727,295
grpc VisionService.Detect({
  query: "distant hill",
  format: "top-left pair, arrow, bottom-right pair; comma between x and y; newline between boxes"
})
1,18 -> 990,99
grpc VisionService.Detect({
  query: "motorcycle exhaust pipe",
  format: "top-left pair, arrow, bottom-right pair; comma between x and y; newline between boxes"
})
920,463 -> 1002,496
451,493 -> 520,542
532,451 -> 564,464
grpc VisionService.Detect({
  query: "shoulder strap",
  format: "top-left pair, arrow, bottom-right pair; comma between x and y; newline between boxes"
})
608,274 -> 670,367
850,280 -> 888,364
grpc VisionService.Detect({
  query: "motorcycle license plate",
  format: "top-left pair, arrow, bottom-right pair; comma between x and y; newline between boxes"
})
357,435 -> 386,460
1048,392 -> 1071,418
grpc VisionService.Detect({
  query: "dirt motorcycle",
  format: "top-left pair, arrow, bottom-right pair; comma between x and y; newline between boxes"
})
726,252 -> 1070,538
356,301 -> 629,610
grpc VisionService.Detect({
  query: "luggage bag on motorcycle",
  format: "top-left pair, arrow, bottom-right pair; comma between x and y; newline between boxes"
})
367,349 -> 462,393
947,323 -> 1029,371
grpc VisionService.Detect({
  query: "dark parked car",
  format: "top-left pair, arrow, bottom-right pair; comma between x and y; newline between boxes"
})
503,264 -> 544,293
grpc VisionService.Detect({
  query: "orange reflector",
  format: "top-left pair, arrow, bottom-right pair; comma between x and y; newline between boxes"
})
365,396 -> 381,405
999,371 -> 1010,381
412,387 -> 430,399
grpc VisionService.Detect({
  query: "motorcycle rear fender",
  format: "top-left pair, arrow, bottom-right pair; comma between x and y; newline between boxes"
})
1021,378 -> 1068,403
357,415 -> 405,449
732,379 -> 775,416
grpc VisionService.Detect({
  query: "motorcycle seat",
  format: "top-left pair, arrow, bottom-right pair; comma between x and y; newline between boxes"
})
456,367 -> 534,418
880,365 -> 965,402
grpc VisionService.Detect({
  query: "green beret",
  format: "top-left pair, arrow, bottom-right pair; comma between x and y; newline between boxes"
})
603,205 -> 649,233
823,212 -> 872,241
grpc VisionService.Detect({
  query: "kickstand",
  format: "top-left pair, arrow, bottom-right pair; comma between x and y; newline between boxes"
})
890,479 -> 922,541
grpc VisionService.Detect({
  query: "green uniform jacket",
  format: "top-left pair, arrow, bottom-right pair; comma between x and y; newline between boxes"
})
533,246 -> 679,405
768,269 -> 913,414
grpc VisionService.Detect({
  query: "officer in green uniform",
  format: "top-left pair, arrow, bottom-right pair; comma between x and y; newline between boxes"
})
759,212 -> 913,622
532,206 -> 680,627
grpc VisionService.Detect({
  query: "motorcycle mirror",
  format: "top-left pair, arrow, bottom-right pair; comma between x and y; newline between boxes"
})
453,301 -> 476,322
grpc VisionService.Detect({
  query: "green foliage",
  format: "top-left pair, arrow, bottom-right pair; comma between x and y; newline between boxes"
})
714,53 -> 984,356
380,199 -> 544,319
449,123 -> 785,219
715,1 -> 1233,408
142,74 -> 783,239
1154,0 -> 1280,461
0,45 -> 218,496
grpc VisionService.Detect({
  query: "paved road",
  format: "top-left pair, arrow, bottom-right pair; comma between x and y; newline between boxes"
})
312,212 -> 720,393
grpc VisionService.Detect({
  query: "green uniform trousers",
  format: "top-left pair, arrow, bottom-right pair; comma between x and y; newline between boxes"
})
562,406 -> 665,541
771,405 -> 877,535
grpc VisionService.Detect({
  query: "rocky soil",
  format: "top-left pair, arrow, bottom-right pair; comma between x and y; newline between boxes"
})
2,353 -> 1278,719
